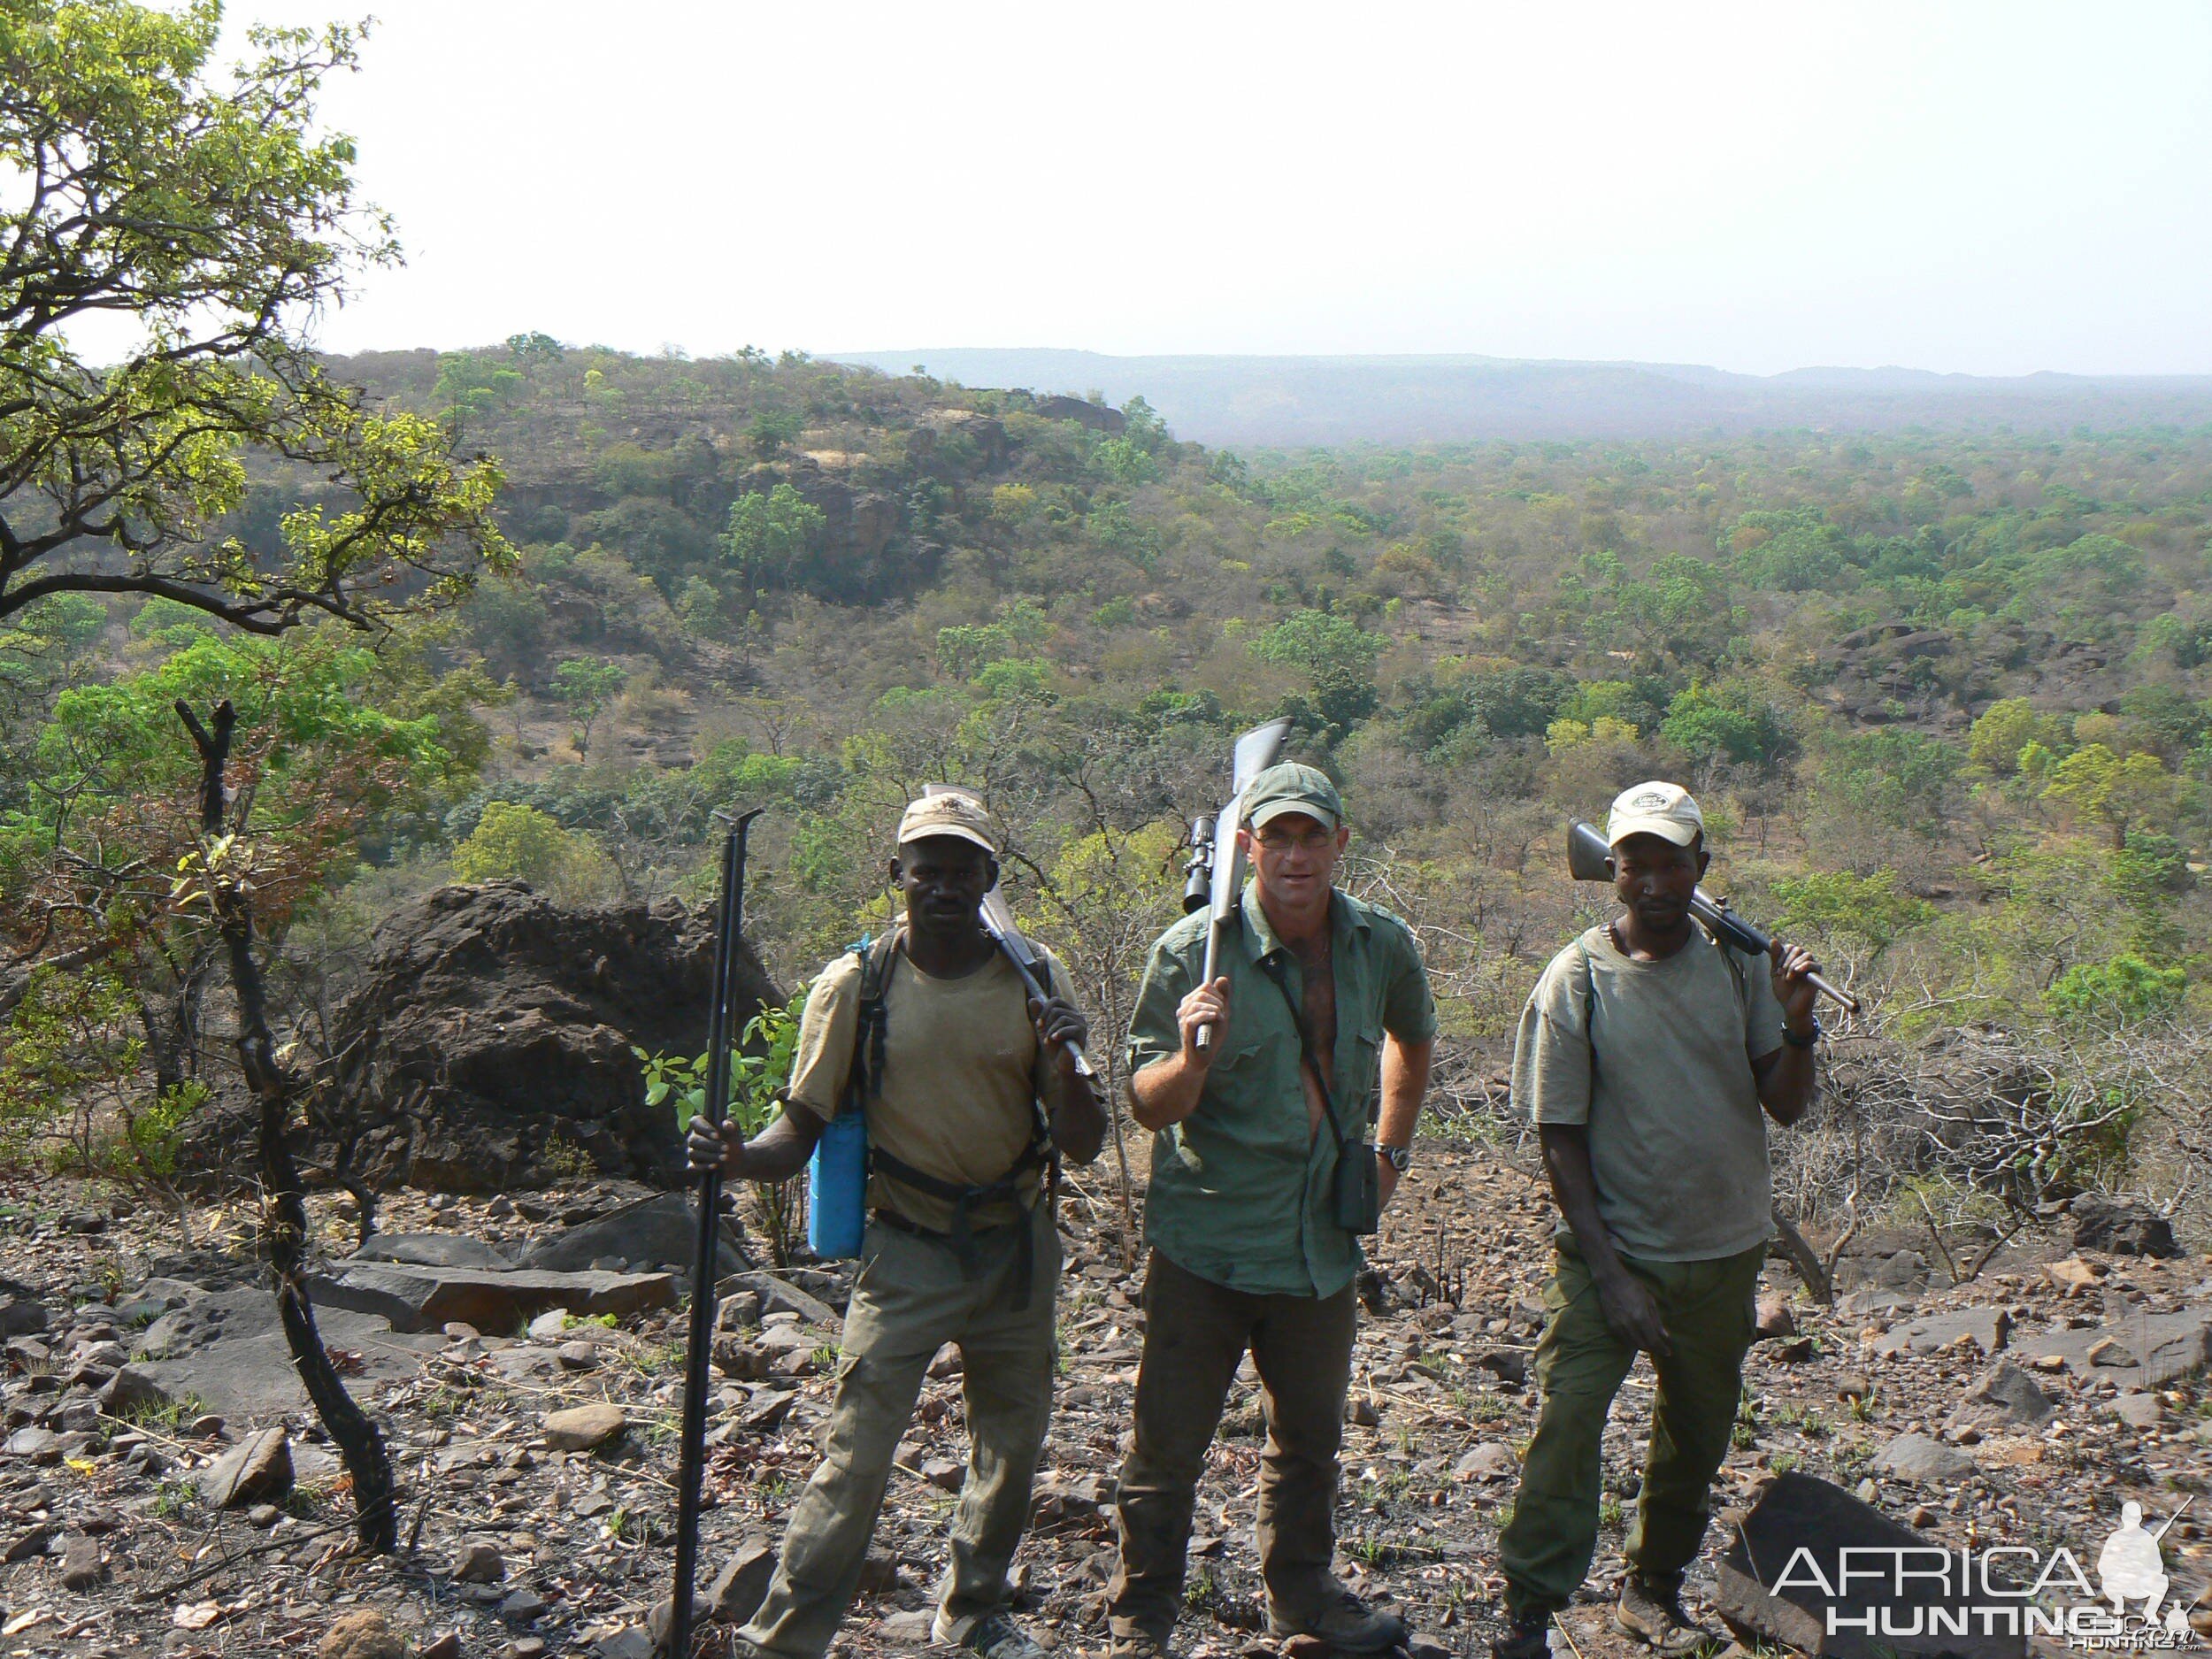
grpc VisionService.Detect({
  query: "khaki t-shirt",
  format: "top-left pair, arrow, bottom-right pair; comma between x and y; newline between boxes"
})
786,944 -> 1073,1233
1511,924 -> 1786,1262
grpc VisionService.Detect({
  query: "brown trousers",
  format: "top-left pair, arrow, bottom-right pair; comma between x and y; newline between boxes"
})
1108,1250 -> 1358,1644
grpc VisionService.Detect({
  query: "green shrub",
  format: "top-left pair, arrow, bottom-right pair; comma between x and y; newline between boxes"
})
2046,954 -> 2185,1025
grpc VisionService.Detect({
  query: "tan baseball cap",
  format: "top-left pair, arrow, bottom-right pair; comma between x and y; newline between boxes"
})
1606,780 -> 1704,848
897,790 -> 999,856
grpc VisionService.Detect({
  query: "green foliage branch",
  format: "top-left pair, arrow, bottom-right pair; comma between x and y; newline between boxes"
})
0,0 -> 511,634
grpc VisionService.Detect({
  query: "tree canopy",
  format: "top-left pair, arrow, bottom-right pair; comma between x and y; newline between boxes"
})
0,0 -> 511,633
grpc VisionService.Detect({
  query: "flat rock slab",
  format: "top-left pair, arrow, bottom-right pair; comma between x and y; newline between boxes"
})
137,1290 -> 444,1421
1870,1305 -> 2009,1357
720,1271 -> 840,1329
709,1537 -> 777,1622
1717,1471 -> 2023,1659
305,1263 -> 675,1335
1944,1361 -> 2053,1433
1871,1432 -> 1978,1483
59,1532 -> 101,1591
2013,1308 -> 2212,1390
352,1233 -> 515,1271
542,1402 -> 627,1451
2068,1194 -> 2181,1258
522,1193 -> 744,1278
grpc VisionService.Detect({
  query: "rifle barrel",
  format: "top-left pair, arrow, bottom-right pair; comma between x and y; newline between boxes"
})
991,930 -> 1096,1079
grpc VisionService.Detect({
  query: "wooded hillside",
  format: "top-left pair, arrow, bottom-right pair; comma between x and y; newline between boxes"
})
7,339 -> 2211,1250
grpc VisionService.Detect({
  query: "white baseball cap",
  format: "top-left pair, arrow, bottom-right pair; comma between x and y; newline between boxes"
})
1606,780 -> 1705,849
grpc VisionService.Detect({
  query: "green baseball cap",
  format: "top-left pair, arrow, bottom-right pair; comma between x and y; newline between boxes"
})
1243,762 -> 1343,833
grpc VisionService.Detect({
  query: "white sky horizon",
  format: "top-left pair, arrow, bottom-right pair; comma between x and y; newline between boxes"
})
223,0 -> 2212,378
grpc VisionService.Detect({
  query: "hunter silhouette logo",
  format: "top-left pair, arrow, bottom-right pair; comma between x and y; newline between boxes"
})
2097,1501 -> 2196,1641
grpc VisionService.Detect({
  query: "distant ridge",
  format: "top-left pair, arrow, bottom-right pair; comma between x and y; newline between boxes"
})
827,349 -> 2212,446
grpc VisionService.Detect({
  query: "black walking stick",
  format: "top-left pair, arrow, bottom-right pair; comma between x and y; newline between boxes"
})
666,807 -> 764,1656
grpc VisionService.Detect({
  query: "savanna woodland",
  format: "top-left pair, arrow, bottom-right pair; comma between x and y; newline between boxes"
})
3,3 -> 2210,1657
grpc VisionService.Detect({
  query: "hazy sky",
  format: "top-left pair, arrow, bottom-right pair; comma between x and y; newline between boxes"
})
232,1 -> 2212,376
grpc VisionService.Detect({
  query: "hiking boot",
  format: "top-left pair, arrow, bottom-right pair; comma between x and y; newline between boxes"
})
1493,1609 -> 1553,1659
1267,1585 -> 1407,1653
1107,1631 -> 1174,1659
934,1608 -> 1048,1659
1616,1578 -> 1720,1656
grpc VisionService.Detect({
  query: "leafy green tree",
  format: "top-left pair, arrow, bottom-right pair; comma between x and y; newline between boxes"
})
1770,869 -> 1935,961
1586,552 -> 1739,664
1968,698 -> 2049,773
1812,727 -> 1963,835
1120,395 -> 1171,454
2041,745 -> 2177,848
551,657 -> 626,757
451,801 -> 614,903
1659,681 -> 1789,769
0,964 -> 204,1236
2104,829 -> 2190,956
1252,609 -> 1386,728
1094,437 -> 1161,487
0,1 -> 511,632
747,410 -> 803,458
1725,508 -> 1857,592
0,593 -> 106,719
1,631 -> 457,1093
722,484 -> 826,592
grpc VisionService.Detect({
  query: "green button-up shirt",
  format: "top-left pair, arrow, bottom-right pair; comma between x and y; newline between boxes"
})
1127,882 -> 1439,1298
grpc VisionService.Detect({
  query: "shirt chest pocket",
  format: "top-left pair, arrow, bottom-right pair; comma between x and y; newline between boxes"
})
1339,1023 -> 1385,1121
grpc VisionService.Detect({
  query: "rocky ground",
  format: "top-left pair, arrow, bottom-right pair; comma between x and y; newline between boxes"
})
0,1143 -> 2206,1659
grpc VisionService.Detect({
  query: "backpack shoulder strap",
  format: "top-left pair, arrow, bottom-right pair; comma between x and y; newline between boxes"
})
845,924 -> 906,1114
1574,933 -> 1599,1082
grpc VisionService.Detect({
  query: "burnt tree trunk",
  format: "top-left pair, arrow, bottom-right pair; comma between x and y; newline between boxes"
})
177,699 -> 397,1554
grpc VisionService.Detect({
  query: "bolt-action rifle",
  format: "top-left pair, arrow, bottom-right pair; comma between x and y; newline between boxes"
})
1566,819 -> 1861,1014
1179,718 -> 1294,1051
918,784 -> 1096,1079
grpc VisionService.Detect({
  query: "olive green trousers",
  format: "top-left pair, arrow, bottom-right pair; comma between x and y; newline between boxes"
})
1498,1237 -> 1764,1618
737,1205 -> 1059,1659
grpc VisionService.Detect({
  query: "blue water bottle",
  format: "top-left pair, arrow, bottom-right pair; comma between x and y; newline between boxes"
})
807,1110 -> 868,1259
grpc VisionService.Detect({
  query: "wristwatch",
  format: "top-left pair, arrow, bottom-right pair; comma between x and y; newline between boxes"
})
1379,1144 -> 1413,1173
1782,1018 -> 1821,1050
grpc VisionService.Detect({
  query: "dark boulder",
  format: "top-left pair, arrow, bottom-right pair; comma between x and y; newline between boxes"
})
1032,395 -> 1127,434
521,1192 -> 746,1278
2069,1194 -> 2180,1258
1717,1471 -> 2022,1659
183,881 -> 778,1192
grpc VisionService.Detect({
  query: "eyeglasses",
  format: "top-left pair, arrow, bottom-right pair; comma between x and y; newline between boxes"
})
1255,828 -> 1337,854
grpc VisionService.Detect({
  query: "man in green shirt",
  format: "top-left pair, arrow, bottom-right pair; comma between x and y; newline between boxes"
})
1494,782 -> 1821,1659
1109,764 -> 1438,1659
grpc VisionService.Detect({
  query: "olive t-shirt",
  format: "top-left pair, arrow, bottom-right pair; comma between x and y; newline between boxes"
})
1511,924 -> 1785,1262
786,944 -> 1073,1232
